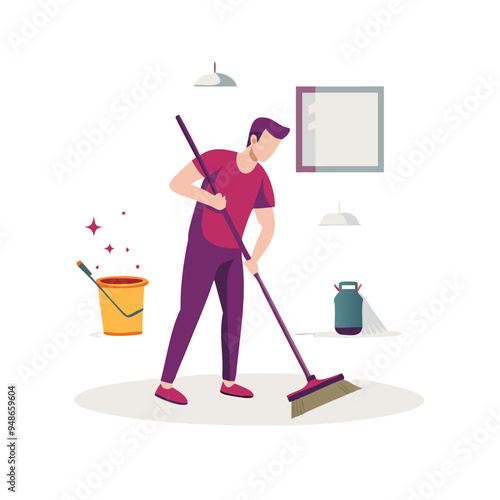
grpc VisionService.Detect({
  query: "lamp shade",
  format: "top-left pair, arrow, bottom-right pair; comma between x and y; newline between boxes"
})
194,63 -> 236,87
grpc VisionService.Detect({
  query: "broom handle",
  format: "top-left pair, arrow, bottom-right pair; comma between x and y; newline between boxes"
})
176,115 -> 313,380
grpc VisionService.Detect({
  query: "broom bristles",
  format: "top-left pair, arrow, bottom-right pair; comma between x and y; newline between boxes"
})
291,379 -> 361,418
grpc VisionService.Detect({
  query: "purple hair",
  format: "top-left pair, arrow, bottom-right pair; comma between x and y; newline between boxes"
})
247,117 -> 290,146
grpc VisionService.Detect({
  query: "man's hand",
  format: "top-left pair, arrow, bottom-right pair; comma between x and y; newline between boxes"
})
210,193 -> 226,211
244,258 -> 259,275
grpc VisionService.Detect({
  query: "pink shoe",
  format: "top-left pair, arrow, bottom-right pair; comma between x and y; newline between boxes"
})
220,383 -> 254,398
155,384 -> 188,405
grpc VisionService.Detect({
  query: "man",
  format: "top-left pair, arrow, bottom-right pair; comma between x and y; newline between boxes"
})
156,117 -> 290,405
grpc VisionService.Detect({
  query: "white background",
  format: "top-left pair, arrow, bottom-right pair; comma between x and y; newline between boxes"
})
1,0 -> 500,498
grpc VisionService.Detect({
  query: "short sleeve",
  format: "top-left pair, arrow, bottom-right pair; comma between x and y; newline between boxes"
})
253,169 -> 275,208
192,150 -> 223,177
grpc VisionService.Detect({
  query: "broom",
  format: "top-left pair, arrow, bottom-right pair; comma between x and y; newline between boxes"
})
176,115 -> 361,418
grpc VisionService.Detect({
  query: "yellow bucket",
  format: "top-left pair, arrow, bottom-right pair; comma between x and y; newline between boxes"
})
96,276 -> 149,336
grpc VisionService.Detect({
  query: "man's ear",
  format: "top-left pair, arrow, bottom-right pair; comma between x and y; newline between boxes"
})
250,134 -> 258,145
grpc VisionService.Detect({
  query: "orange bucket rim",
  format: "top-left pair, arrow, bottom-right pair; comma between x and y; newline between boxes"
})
96,276 -> 149,288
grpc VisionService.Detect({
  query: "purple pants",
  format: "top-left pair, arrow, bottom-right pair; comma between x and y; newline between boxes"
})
161,208 -> 243,383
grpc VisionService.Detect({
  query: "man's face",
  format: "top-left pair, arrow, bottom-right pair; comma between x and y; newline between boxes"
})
251,130 -> 281,162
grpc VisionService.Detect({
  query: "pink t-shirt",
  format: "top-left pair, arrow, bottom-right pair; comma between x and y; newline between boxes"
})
192,149 -> 275,249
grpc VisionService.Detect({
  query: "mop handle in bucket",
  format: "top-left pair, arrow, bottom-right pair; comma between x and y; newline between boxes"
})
76,261 -> 144,318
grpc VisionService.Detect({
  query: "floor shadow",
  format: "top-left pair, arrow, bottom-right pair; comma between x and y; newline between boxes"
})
295,331 -> 402,338
74,374 -> 423,426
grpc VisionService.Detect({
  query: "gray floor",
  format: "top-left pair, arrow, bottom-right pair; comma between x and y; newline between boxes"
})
74,374 -> 423,426
295,330 -> 402,338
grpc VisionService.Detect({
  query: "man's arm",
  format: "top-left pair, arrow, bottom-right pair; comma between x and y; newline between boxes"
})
170,161 -> 226,210
244,207 -> 275,275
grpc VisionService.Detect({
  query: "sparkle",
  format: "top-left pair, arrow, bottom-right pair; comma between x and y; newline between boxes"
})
122,211 -> 126,215
105,244 -> 114,253
126,247 -> 130,252
136,265 -> 140,269
85,217 -> 102,236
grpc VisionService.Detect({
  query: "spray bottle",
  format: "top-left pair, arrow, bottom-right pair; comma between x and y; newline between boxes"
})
334,281 -> 363,335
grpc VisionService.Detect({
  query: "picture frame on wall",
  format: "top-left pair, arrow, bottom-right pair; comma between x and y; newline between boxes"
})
296,86 -> 384,172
